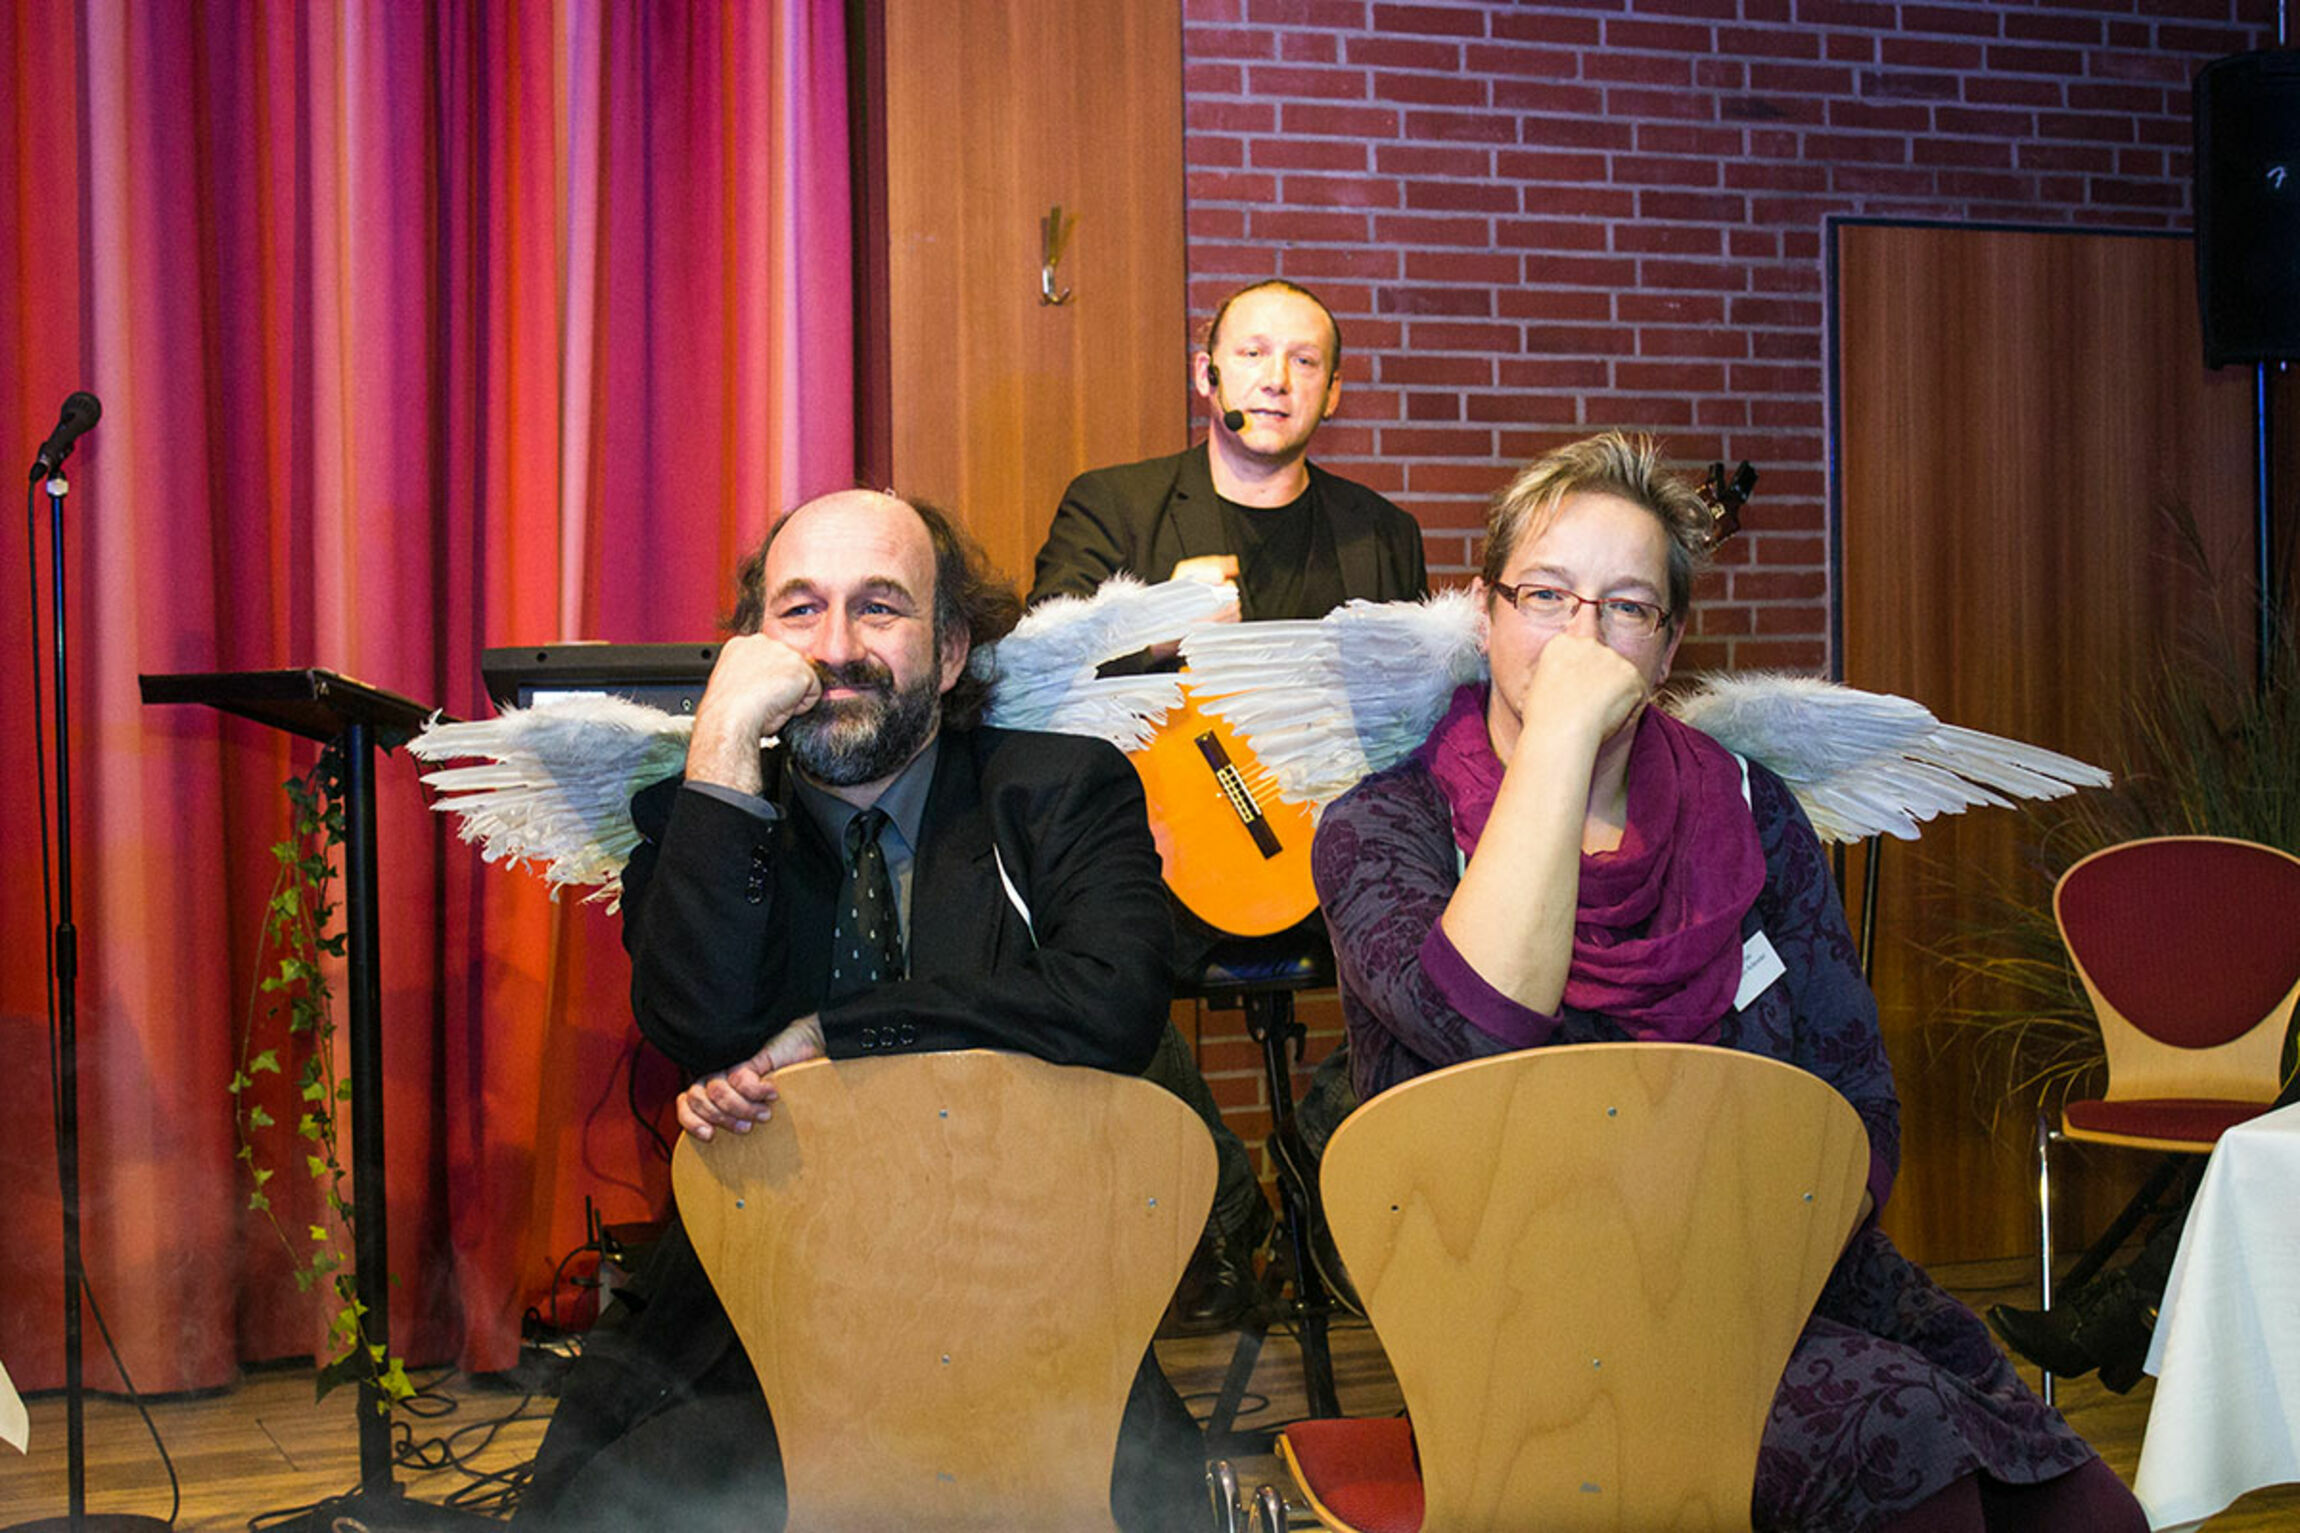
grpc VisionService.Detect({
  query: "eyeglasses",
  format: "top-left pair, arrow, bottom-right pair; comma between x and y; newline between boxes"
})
1493,582 -> 1672,640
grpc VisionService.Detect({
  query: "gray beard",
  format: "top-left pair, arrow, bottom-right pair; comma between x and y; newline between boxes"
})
785,669 -> 941,787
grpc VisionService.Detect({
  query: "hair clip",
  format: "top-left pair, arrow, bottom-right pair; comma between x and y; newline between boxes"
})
1701,460 -> 1758,549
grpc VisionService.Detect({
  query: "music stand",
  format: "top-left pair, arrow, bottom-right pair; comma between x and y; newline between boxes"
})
138,668 -> 439,1509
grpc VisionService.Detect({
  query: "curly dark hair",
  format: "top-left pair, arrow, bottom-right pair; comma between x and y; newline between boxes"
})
724,492 -> 1022,729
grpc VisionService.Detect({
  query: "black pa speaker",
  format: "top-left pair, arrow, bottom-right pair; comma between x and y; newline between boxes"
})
2195,50 -> 2300,367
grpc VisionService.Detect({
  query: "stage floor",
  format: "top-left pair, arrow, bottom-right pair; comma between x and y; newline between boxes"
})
3,1259 -> 2293,1529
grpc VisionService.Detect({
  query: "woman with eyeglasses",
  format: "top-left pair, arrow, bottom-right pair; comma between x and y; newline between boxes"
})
1310,433 -> 2142,1533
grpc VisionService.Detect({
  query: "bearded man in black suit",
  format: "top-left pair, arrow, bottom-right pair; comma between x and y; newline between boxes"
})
519,489 -> 1202,1532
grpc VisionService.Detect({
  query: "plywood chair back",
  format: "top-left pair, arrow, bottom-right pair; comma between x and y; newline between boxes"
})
2055,836 -> 2300,1118
672,1049 -> 1216,1533
1318,1042 -> 1870,1533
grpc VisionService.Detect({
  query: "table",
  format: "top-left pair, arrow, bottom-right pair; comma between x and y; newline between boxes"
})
2134,1101 -> 2300,1529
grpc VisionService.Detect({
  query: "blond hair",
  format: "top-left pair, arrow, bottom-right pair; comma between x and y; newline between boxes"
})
1480,432 -> 1712,620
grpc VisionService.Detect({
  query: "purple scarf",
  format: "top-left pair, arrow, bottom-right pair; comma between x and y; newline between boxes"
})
1413,683 -> 1766,1043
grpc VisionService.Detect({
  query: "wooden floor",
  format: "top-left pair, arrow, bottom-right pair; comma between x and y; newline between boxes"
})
3,1259 -> 2294,1529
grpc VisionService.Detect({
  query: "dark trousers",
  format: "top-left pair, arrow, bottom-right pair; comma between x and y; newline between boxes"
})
518,1225 -> 1207,1532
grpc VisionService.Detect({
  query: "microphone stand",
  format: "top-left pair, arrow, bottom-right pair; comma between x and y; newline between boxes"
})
11,466 -> 170,1533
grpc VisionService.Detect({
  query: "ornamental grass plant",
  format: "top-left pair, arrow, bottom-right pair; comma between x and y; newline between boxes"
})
1928,520 -> 2300,1127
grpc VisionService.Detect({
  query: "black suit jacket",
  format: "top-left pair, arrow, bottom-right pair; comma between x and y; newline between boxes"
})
623,725 -> 1172,1076
1029,443 -> 1428,613
523,727 -> 1195,1529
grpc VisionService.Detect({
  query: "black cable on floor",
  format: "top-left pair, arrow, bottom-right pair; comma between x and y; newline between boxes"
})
387,1368 -> 549,1518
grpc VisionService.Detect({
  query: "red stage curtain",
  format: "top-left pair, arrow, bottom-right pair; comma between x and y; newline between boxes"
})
0,0 -> 853,1390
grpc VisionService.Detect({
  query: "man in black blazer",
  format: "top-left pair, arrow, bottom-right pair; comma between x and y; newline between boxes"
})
520,490 -> 1202,1531
1028,279 -> 1428,1333
1031,279 -> 1426,618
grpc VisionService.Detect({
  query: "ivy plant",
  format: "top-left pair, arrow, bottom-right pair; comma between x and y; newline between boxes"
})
228,747 -> 413,1409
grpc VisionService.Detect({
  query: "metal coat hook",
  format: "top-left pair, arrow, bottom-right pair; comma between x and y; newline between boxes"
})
1039,204 -> 1074,306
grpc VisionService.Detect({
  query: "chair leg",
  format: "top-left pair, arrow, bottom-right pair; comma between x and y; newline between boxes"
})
1200,1174 -> 1340,1443
1203,988 -> 1342,1450
1249,990 -> 1340,1420
2029,1130 -> 2202,1412
2034,1110 -> 2056,1408
1204,1314 -> 1273,1450
1250,1481 -> 1292,1531
1206,1460 -> 1242,1533
2059,1154 -> 2192,1294
1272,1177 -> 1341,1419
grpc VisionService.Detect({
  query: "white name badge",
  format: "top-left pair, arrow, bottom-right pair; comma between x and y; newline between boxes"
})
1736,929 -> 1786,1011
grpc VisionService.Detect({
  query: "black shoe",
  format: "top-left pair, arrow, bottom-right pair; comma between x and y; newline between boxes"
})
1988,1302 -> 2097,1377
1991,1267 -> 2159,1386
2096,1342 -> 2149,1394
1159,1225 -> 1261,1337
2077,1274 -> 2158,1393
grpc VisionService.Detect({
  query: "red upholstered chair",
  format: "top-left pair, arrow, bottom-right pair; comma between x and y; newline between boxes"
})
2032,835 -> 2300,1402
1275,1043 -> 1870,1533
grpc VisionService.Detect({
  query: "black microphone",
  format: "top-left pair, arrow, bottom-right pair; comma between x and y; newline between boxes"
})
1205,365 -> 1246,434
28,391 -> 102,483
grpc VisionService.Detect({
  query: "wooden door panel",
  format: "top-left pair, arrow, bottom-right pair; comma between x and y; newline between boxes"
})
1836,222 -> 2260,1260
879,0 -> 1186,588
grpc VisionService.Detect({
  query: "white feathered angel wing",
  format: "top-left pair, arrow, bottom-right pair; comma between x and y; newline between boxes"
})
1178,589 -> 1486,811
1667,671 -> 2112,843
407,694 -> 696,905
414,576 -> 1238,898
1178,595 -> 2109,840
981,574 -> 1234,747
418,583 -> 2115,899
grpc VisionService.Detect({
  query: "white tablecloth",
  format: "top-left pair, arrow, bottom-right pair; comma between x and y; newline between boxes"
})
2134,1101 -> 2300,1530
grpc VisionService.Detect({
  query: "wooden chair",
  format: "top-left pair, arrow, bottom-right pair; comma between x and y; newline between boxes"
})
672,1048 -> 1216,1532
1275,1042 -> 1870,1533
2032,835 -> 2300,1402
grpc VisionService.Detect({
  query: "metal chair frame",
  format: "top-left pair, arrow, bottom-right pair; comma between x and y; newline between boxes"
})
2029,835 -> 2300,1405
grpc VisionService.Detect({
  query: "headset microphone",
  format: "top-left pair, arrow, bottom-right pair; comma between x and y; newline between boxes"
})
1206,365 -> 1247,434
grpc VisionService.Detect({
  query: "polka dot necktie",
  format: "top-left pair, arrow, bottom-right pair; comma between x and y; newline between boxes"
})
828,807 -> 901,1001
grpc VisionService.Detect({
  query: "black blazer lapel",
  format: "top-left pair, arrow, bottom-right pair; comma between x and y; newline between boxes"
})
1162,444 -> 1234,584
779,806 -> 843,1014
1310,461 -> 1385,602
906,735 -> 1010,983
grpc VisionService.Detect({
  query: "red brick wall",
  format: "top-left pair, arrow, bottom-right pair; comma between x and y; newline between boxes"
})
1175,0 -> 2278,1182
1182,0 -> 2274,676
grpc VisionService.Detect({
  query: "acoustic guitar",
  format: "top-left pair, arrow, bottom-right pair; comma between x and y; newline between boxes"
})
1129,684 -> 1318,937
1128,458 -> 1756,939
